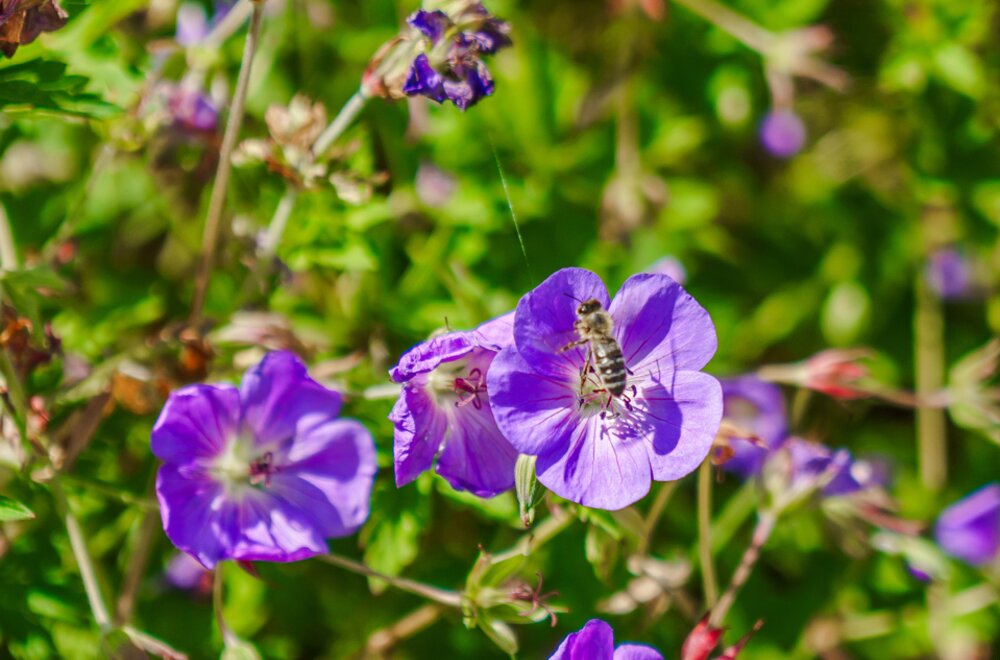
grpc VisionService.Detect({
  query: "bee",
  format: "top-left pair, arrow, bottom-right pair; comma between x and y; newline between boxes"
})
559,298 -> 628,398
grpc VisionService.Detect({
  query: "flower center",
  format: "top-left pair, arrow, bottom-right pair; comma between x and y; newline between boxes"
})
211,432 -> 280,493
426,358 -> 487,410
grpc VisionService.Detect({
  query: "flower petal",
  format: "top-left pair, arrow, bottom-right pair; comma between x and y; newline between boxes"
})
435,399 -> 518,497
549,619 -> 616,660
513,268 -> 611,381
390,331 -> 475,383
488,346 -> 579,457
720,375 -> 787,478
471,310 -> 514,352
609,273 -> 717,375
639,371 -> 722,482
156,464 -> 228,569
273,419 -> 377,537
152,384 -> 241,465
614,644 -> 664,660
239,351 -> 342,447
537,414 -> 653,510
935,483 -> 1000,566
390,380 -> 445,487
402,54 -> 446,103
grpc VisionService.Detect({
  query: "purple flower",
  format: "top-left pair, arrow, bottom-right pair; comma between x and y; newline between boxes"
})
487,268 -> 723,510
164,553 -> 213,595
401,4 -> 511,110
934,483 -> 1000,567
389,313 -> 519,498
176,1 -> 236,46
760,110 -> 806,158
549,619 -> 662,660
720,376 -> 787,478
784,439 -> 860,496
645,256 -> 686,286
152,351 -> 377,569
165,83 -> 219,133
926,247 -> 975,301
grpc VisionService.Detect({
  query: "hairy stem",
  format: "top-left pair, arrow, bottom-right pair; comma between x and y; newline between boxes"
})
709,509 -> 777,627
671,0 -> 772,52
488,506 -> 574,565
638,480 -> 679,556
698,459 -> 719,608
915,275 -> 947,491
53,480 -> 113,633
312,90 -> 368,159
365,603 -> 444,656
320,553 -> 464,608
190,1 -> 266,322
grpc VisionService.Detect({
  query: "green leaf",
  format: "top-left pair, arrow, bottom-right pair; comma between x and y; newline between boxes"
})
0,494 -> 35,522
0,58 -> 119,118
221,638 -> 262,660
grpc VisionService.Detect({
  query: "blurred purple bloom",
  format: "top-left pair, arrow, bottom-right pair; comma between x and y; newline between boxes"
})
165,552 -> 212,594
153,351 -> 377,569
934,483 -> 1000,567
389,313 -> 519,498
720,376 -> 787,478
488,268 -> 723,510
925,247 -> 974,300
785,439 -> 859,496
760,110 -> 806,158
415,162 -> 457,207
646,256 -> 686,286
401,4 -> 511,110
176,1 -> 236,46
549,619 -> 662,660
165,83 -> 219,133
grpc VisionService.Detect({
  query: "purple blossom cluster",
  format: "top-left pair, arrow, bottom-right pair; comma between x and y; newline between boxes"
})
389,268 -> 724,510
402,3 -> 512,109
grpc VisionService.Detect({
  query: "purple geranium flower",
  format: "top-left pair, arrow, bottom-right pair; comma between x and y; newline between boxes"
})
925,246 -> 975,301
488,268 -> 723,510
152,351 -> 377,569
176,0 -> 236,46
549,619 -> 662,660
934,483 -> 1000,567
401,4 -> 511,110
389,313 -> 519,498
720,376 -> 787,477
760,110 -> 806,158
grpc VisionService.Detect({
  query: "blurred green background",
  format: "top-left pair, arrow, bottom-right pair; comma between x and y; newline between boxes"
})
0,0 -> 998,657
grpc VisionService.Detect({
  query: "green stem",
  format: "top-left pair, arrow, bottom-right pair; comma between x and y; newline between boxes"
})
190,1 -> 266,322
53,480 -> 112,633
915,274 -> 947,491
671,0 -> 773,52
313,90 -> 368,159
638,480 -> 679,555
320,552 -> 464,608
487,506 -> 574,565
0,202 -> 18,270
698,459 -> 719,608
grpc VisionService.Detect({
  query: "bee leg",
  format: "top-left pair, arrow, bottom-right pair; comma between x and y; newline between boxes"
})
558,338 -> 588,354
579,348 -> 594,393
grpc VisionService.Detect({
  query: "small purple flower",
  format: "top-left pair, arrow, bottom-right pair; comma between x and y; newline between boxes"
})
549,619 -> 662,660
401,3 -> 511,110
164,553 -> 213,595
176,1 -> 236,46
760,110 -> 806,158
152,351 -> 377,569
488,268 -> 723,510
165,83 -> 219,134
720,376 -> 787,478
645,256 -> 686,286
925,247 -> 975,301
415,162 -> 457,207
389,313 -> 519,498
784,438 -> 860,497
934,483 -> 1000,567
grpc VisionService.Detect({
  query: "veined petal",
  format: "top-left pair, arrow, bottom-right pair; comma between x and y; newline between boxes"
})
435,398 -> 518,497
488,346 -> 579,457
156,464 -> 228,569
152,384 -> 241,465
390,331 -> 474,383
471,310 -> 514,352
391,379 -> 448,487
276,418 -> 378,537
536,413 -> 653,510
513,267 -> 610,381
239,351 -> 343,448
609,273 -> 717,375
640,371 -> 722,482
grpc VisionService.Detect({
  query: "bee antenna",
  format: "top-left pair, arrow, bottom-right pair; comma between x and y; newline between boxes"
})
562,293 -> 583,303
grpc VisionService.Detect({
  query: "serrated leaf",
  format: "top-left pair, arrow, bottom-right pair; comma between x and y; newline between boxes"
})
0,494 -> 34,521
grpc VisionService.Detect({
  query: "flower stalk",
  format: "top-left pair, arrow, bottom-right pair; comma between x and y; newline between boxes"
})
915,273 -> 947,491
320,552 -> 464,608
708,509 -> 777,628
190,0 -> 266,322
698,459 -> 719,608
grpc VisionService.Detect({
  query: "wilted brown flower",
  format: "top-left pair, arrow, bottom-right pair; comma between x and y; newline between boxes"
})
0,0 -> 68,58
